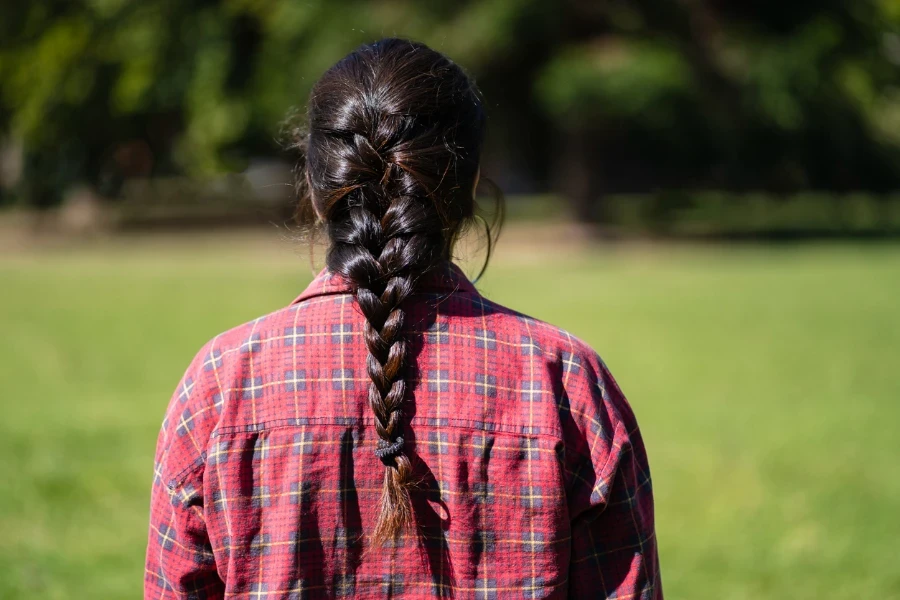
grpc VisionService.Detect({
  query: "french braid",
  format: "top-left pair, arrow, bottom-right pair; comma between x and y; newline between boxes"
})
290,38 -> 492,544
327,145 -> 444,542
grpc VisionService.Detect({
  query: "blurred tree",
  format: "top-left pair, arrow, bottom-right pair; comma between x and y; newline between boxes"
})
0,0 -> 547,206
1,0 -> 899,218
535,0 -> 900,223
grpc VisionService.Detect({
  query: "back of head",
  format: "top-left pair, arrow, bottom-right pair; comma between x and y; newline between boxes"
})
290,38 -> 487,545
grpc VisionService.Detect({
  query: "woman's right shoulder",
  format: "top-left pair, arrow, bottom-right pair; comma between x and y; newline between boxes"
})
473,293 -> 638,445
473,294 -> 607,377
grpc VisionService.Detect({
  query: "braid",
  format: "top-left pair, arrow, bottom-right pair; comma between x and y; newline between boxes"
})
292,38 -> 490,546
326,135 -> 443,545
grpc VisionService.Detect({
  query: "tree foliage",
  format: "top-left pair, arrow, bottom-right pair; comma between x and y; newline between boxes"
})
1,0 -> 899,208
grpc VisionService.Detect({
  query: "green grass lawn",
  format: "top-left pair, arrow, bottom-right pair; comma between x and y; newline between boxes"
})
2,235 -> 899,599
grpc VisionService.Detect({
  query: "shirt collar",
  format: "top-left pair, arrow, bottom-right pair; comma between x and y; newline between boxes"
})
291,260 -> 478,305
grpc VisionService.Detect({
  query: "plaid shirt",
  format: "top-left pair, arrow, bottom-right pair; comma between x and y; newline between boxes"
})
146,262 -> 661,599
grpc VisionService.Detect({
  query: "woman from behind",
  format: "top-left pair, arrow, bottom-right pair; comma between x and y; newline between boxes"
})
146,38 -> 661,599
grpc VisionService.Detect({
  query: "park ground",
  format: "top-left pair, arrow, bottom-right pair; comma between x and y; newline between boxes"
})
1,227 -> 899,599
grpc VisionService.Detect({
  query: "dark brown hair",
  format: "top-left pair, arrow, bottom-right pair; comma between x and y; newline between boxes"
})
288,38 -> 496,544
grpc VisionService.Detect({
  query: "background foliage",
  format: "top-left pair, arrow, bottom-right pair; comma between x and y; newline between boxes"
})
2,0 -> 900,225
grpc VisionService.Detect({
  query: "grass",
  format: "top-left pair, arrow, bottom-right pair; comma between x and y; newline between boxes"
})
2,232 -> 899,599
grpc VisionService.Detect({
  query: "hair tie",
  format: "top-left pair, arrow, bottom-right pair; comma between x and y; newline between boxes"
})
374,436 -> 405,464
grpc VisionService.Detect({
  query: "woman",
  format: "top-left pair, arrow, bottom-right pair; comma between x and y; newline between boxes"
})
146,39 -> 661,599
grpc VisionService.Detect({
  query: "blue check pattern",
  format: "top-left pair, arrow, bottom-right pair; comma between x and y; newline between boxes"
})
146,262 -> 661,598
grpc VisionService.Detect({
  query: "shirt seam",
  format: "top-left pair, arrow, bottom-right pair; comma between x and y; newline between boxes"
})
210,415 -> 567,441
166,455 -> 207,491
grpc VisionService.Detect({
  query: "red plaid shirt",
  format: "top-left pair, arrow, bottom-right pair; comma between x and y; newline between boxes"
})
146,262 -> 661,599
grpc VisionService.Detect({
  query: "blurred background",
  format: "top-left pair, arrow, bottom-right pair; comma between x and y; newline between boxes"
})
1,1 -> 899,598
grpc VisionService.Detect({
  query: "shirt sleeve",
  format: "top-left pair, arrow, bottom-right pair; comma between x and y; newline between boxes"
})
145,340 -> 225,599
563,350 -> 662,599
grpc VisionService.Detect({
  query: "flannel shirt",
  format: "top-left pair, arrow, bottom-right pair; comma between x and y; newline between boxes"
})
146,262 -> 661,599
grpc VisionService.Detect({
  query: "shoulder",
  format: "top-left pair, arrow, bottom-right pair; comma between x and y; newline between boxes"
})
204,302 -> 309,355
475,294 -> 615,387
177,300 -> 315,402
155,303 -> 306,486
474,293 -> 636,442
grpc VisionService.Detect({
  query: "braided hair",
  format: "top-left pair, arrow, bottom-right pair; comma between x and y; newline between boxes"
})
289,39 -> 490,544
